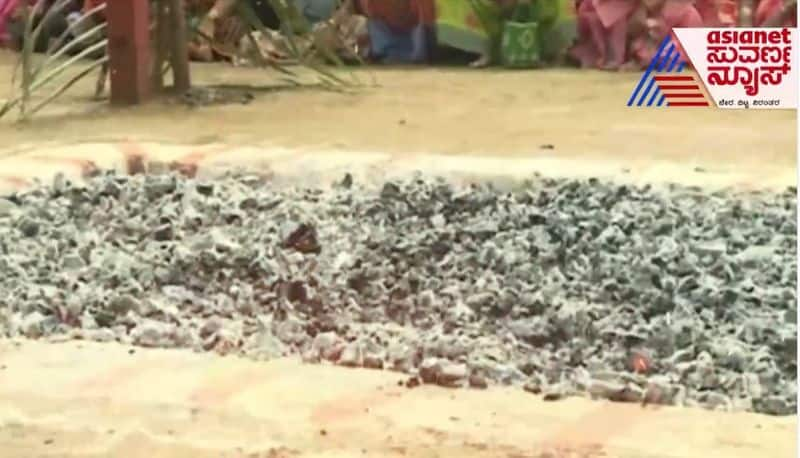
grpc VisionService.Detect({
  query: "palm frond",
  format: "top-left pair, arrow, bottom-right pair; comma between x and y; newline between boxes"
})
2,4 -> 108,121
3,0 -> 361,121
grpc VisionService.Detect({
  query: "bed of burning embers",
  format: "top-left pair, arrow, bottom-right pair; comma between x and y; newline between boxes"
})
0,169 -> 795,415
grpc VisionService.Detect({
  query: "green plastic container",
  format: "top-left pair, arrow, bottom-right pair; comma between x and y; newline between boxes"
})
501,4 -> 540,68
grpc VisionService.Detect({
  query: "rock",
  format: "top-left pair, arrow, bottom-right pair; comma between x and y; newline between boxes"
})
274,318 -> 308,346
82,328 -> 118,342
199,318 -> 224,339
469,373 -> 488,389
436,362 -> 468,388
17,217 -> 39,237
445,301 -> 475,323
311,332 -> 345,362
523,374 -> 546,395
130,320 -> 175,347
701,392 -> 733,411
0,198 -> 18,218
245,330 -> 286,359
731,396 -> 754,412
742,373 -> 763,399
20,312 -> 49,338
485,363 -> 527,385
387,342 -> 417,373
542,384 -> 567,401
338,341 -> 364,367
61,253 -> 85,270
363,354 -> 384,369
586,380 -> 625,400
283,223 -> 321,255
759,396 -> 794,415
694,241 -> 726,257
109,295 -> 142,316
736,245 -> 775,266
419,358 -> 442,384
608,382 -> 643,403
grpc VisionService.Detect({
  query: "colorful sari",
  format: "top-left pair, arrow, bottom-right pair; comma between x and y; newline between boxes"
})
570,0 -> 637,69
435,0 -> 575,62
629,0 -> 702,69
755,0 -> 797,26
695,0 -> 737,26
0,0 -> 20,47
357,0 -> 435,63
542,0 -> 577,62
435,0 -> 504,57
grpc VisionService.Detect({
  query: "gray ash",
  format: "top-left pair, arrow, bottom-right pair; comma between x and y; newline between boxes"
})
0,171 -> 795,415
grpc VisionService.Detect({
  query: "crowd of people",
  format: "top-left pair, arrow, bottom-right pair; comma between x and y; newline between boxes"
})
0,0 -> 797,70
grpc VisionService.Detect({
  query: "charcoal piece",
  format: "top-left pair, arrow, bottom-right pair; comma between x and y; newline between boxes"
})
0,198 -> 17,218
16,217 -> 39,237
338,340 -> 364,367
469,373 -> 488,389
436,361 -> 468,388
419,357 -> 442,384
283,223 -> 321,255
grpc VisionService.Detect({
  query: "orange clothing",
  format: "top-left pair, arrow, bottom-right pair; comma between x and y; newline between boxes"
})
83,0 -> 105,15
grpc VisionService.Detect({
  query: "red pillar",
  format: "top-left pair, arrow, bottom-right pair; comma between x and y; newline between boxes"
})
106,0 -> 151,105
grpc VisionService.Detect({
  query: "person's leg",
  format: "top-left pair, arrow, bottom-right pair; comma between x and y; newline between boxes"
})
435,0 -> 497,66
603,17 -> 628,69
470,0 -> 503,67
569,0 -> 607,68
293,0 -> 338,24
34,9 -> 69,52
65,10 -> 107,56
6,18 -> 24,51
366,18 -> 419,63
249,0 -> 282,29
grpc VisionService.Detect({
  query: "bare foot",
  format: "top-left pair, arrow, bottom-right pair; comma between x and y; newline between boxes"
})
469,54 -> 491,68
189,43 -> 215,62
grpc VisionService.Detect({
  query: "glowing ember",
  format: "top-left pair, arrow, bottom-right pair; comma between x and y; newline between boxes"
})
631,353 -> 650,374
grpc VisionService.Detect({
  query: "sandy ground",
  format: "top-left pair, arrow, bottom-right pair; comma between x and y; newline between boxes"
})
0,51 -> 797,457
0,50 -> 796,191
0,340 -> 796,458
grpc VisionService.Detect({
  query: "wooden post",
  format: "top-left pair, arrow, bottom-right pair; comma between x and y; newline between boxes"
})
152,0 -> 171,93
168,0 -> 191,93
106,0 -> 151,105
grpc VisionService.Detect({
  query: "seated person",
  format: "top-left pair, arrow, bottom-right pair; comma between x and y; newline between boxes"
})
628,0 -> 701,70
354,0 -> 435,64
0,0 -> 21,48
755,0 -> 797,26
191,0 -> 336,61
570,0 -> 638,70
4,0 -> 80,52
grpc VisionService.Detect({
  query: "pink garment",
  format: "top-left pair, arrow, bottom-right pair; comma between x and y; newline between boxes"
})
716,0 -> 738,26
755,0 -> 796,26
0,0 -> 21,46
694,0 -> 738,25
570,0 -> 637,69
695,0 -> 718,25
629,0 -> 702,69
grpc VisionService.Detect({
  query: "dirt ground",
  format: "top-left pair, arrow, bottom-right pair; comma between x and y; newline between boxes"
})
0,50 -> 796,189
0,51 -> 797,457
0,340 -> 796,458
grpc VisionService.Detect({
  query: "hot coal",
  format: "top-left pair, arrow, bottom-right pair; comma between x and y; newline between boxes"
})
0,171 -> 795,415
